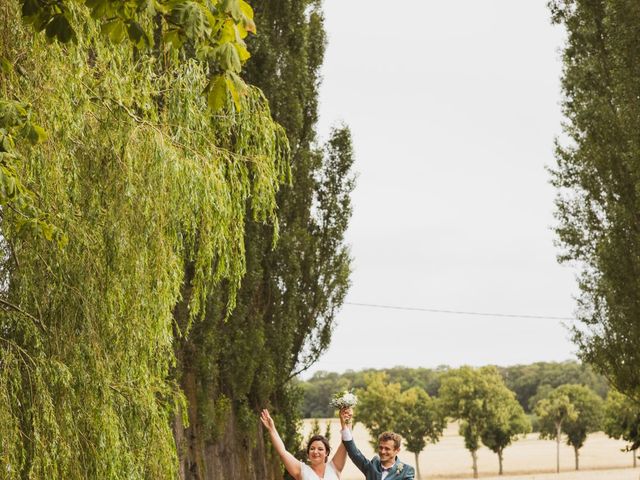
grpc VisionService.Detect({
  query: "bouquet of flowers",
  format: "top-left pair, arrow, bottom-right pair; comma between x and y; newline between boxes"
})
329,390 -> 358,410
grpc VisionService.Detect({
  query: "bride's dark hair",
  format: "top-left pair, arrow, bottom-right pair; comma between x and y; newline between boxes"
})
306,435 -> 331,462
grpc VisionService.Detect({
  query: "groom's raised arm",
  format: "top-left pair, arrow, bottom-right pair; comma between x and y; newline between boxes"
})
341,427 -> 370,474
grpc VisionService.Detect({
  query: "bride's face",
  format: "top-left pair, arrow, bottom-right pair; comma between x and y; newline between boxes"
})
307,440 -> 328,464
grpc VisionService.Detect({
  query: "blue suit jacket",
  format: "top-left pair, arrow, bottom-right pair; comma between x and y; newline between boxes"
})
343,439 -> 415,480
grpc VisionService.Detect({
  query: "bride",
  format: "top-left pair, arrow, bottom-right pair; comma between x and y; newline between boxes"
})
260,408 -> 351,480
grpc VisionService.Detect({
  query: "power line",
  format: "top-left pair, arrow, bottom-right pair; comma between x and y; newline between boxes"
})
343,302 -> 575,321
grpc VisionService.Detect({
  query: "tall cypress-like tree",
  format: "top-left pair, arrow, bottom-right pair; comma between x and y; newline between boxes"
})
549,0 -> 640,402
173,1 -> 355,478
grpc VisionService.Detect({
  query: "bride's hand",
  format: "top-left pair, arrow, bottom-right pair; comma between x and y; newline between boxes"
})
260,409 -> 276,431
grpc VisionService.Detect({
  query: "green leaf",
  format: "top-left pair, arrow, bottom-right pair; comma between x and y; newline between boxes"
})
219,18 -> 235,43
0,57 -> 13,75
234,42 -> 250,63
225,75 -> 240,110
196,3 -> 217,31
40,221 -> 54,241
238,0 -> 255,34
101,19 -> 127,43
216,42 -> 241,72
207,75 -> 228,111
21,0 -> 40,18
0,101 -> 28,129
86,0 -> 110,19
153,0 -> 170,14
127,21 -> 150,49
45,14 -> 76,43
0,167 -> 17,200
163,29 -> 183,49
221,0 -> 242,21
195,45 -> 215,62
26,123 -> 48,144
170,2 -> 208,40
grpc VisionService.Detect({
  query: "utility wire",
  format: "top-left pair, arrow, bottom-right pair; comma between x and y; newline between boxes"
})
344,302 -> 575,321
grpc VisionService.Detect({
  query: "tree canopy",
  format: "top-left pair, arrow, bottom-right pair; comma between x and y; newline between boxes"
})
396,386 -> 446,480
536,384 -> 603,471
439,366 -> 524,479
299,361 -> 607,417
603,389 -> 640,464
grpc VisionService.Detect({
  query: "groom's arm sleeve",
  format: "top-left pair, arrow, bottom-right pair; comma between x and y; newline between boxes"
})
341,429 -> 370,473
405,464 -> 415,479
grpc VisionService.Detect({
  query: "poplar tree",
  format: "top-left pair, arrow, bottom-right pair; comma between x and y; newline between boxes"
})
549,0 -> 640,402
171,0 -> 355,477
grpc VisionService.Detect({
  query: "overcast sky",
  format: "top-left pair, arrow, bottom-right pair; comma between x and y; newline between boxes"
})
305,1 -> 580,378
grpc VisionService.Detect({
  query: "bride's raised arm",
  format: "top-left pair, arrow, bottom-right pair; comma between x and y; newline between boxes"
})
260,409 -> 302,479
330,407 -> 353,474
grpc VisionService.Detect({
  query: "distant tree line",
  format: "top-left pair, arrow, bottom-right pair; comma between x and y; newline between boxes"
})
299,361 -> 608,418
299,364 -> 639,479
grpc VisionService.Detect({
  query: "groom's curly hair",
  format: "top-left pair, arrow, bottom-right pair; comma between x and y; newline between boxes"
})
306,435 -> 331,462
378,432 -> 402,449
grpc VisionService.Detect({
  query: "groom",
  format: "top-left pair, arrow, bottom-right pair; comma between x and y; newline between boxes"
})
340,409 -> 415,480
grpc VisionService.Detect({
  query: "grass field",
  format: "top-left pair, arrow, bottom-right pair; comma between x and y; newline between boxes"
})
301,419 -> 639,480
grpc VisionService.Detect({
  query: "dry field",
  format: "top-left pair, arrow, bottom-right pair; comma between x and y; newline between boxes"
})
301,419 -> 639,480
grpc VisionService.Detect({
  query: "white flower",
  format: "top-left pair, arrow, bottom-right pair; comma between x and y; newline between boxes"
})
329,390 -> 358,409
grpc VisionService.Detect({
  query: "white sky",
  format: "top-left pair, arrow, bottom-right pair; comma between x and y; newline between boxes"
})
306,1 -> 580,378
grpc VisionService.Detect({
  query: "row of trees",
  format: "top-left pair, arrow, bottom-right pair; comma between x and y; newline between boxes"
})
348,367 -> 639,479
300,361 -> 608,418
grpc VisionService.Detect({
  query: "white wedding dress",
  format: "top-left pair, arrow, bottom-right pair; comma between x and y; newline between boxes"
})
300,461 -> 340,480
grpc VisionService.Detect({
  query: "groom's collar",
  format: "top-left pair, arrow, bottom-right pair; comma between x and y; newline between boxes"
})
381,457 -> 398,470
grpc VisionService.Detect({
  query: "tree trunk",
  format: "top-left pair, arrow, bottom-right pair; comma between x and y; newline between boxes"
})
414,451 -> 421,480
172,265 -> 204,480
555,422 -> 561,473
574,446 -> 579,470
633,448 -> 637,468
171,266 -> 282,480
471,449 -> 478,478
498,449 -> 503,475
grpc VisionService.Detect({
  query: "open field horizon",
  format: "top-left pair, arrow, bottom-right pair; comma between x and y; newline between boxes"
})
301,419 -> 639,480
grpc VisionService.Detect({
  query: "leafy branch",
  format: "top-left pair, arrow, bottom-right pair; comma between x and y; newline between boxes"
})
20,0 -> 257,111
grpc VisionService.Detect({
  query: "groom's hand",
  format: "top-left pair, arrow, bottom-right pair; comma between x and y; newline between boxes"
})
339,407 -> 353,427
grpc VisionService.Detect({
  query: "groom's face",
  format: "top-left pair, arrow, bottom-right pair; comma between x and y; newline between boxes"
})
377,439 -> 399,465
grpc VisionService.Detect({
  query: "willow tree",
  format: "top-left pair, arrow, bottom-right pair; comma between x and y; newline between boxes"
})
172,1 -> 355,477
0,0 -> 289,477
549,0 -> 640,402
